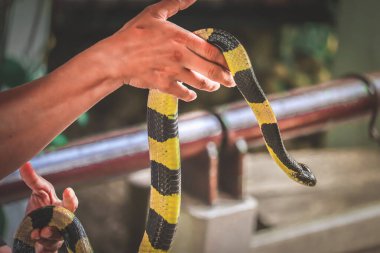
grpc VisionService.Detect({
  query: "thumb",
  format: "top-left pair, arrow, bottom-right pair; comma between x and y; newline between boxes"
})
147,0 -> 197,20
62,187 -> 78,212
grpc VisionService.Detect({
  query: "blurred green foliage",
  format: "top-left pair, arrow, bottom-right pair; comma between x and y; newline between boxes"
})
273,23 -> 337,92
0,58 -> 28,88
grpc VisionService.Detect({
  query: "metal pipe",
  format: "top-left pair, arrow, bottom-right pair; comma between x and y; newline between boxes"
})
218,73 -> 380,146
0,112 -> 222,203
1,72 -> 379,203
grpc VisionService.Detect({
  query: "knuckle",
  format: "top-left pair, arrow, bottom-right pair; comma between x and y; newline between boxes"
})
179,90 -> 190,101
205,45 -> 218,60
207,66 -> 219,80
171,50 -> 183,62
143,5 -> 154,15
144,5 -> 155,13
153,67 -> 164,75
198,79 -> 208,90
46,182 -> 54,191
173,31 -> 186,44
143,4 -> 162,19
160,82 -> 171,91
155,66 -> 178,79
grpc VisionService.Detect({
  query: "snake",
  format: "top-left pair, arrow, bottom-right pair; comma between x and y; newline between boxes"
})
13,28 -> 316,253
13,205 -> 92,253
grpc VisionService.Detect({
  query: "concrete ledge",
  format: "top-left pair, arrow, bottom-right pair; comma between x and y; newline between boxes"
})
251,203 -> 380,253
173,195 -> 258,253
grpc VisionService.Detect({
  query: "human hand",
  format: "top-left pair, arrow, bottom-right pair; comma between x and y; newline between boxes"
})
91,0 -> 236,102
20,163 -> 78,253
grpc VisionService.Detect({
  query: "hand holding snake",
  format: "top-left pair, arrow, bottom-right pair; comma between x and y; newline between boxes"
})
104,0 -> 236,101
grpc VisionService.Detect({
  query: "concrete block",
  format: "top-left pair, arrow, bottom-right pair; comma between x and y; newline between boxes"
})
173,195 -> 258,253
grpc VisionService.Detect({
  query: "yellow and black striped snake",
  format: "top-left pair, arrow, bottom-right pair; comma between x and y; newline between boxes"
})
13,28 -> 316,253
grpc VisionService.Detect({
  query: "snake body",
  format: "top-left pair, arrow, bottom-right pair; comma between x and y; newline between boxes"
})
13,28 -> 316,253
13,206 -> 92,253
200,28 -> 317,186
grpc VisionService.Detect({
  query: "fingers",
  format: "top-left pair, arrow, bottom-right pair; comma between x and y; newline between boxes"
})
20,163 -> 55,195
31,229 -> 40,241
29,190 -> 51,208
35,238 -> 63,253
62,187 -> 78,212
170,30 -> 236,87
168,27 -> 230,70
182,48 -> 235,87
32,227 -> 63,253
160,81 -> 197,102
179,69 -> 220,92
21,162 -> 58,209
146,0 -> 197,20
31,228 -> 62,241
20,162 -> 46,191
182,32 -> 230,70
40,227 -> 62,241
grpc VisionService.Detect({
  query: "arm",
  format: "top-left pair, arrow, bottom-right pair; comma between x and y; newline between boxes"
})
0,0 -> 235,178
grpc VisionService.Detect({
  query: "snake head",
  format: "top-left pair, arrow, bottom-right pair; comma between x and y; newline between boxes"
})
294,163 -> 317,187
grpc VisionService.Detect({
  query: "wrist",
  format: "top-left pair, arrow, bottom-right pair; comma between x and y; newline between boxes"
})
52,36 -> 125,93
83,34 -> 130,87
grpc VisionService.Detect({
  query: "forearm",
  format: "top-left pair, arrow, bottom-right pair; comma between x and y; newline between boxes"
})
0,41 -> 122,178
0,0 -> 235,179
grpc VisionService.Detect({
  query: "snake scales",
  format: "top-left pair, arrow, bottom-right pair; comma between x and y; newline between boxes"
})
13,28 -> 316,253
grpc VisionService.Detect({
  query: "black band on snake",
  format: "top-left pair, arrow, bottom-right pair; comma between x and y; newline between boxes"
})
13,28 -> 316,253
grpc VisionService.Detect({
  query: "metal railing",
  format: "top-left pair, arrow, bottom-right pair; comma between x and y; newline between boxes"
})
1,72 -> 379,203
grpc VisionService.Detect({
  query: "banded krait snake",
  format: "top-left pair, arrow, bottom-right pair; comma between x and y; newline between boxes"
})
14,28 -> 316,253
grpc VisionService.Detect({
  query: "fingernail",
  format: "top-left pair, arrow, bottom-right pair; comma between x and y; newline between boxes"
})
223,70 -> 236,87
228,75 -> 236,87
211,83 -> 220,91
188,90 -> 197,101
31,230 -> 40,240
42,228 -> 53,237
65,187 -> 73,196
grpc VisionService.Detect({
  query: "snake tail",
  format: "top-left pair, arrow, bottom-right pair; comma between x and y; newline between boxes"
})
13,205 -> 92,253
195,28 -> 316,187
139,89 -> 181,252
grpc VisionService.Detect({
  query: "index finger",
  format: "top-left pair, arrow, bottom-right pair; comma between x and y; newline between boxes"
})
19,162 -> 50,192
172,28 -> 229,70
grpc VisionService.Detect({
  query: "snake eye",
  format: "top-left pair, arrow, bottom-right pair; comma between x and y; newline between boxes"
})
296,163 -> 317,186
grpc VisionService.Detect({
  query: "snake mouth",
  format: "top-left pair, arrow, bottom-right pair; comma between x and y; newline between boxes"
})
295,163 -> 317,187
